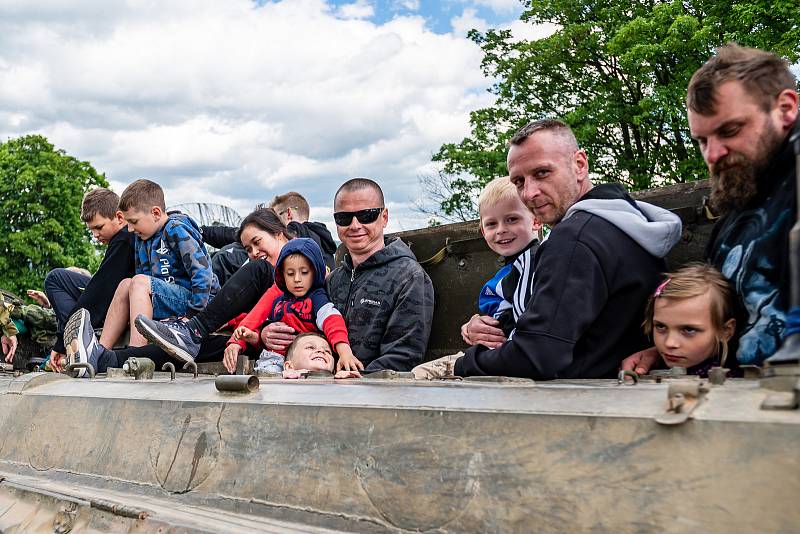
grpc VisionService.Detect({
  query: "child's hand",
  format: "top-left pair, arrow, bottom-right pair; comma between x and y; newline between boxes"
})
26,290 -> 51,308
335,343 -> 363,376
223,344 -> 242,374
233,326 -> 259,345
334,369 -> 361,379
48,350 -> 65,372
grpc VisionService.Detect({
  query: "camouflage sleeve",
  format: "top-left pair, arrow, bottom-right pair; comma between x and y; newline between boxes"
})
0,298 -> 19,338
164,221 -> 217,313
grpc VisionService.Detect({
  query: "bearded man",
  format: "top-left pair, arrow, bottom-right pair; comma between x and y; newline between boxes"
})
624,43 -> 799,373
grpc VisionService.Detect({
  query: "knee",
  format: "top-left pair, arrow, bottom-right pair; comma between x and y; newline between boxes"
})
129,275 -> 152,295
43,268 -> 69,292
114,278 -> 132,297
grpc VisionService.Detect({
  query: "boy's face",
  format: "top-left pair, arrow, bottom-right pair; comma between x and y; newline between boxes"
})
285,335 -> 334,372
283,254 -> 314,297
86,212 -> 125,245
123,207 -> 164,240
480,195 -> 541,257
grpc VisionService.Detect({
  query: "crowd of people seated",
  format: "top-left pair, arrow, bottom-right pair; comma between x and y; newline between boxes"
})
1,44 -> 797,381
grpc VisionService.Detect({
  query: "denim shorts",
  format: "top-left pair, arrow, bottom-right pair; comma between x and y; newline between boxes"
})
150,277 -> 192,320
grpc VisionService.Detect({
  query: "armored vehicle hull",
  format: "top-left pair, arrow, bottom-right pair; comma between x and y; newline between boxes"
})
1,372 -> 799,533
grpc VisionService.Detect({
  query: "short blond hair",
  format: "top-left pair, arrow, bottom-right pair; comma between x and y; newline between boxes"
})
643,263 -> 736,366
478,177 -> 520,220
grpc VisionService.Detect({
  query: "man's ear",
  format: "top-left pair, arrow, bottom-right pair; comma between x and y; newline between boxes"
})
380,207 -> 388,228
574,149 -> 589,182
775,89 -> 798,130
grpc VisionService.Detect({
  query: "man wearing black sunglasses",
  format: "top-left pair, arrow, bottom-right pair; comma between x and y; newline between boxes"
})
264,178 -> 435,372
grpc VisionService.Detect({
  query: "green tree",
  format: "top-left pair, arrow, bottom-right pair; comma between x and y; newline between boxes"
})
432,0 -> 799,218
0,135 -> 108,295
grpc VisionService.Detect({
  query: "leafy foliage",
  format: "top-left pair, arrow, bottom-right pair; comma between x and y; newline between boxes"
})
431,0 -> 799,218
0,135 -> 107,295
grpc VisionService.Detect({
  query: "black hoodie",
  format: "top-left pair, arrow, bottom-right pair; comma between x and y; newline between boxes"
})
455,184 -> 682,380
327,238 -> 435,372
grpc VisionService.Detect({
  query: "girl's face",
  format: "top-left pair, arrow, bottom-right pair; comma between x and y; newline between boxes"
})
652,291 -> 733,369
240,225 -> 286,265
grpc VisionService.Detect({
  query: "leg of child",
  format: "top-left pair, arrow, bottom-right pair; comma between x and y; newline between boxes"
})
99,278 -> 132,349
127,274 -> 154,347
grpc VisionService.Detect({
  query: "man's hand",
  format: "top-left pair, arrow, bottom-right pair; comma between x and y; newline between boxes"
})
223,344 -> 242,374
335,343 -> 363,376
260,322 -> 296,352
233,325 -> 259,345
620,346 -> 660,375
2,335 -> 17,363
26,290 -> 51,308
460,314 -> 506,349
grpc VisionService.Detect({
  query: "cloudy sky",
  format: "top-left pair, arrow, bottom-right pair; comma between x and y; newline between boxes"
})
0,0 -> 552,234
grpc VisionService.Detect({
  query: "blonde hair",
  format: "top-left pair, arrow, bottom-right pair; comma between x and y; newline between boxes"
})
643,263 -> 736,366
478,177 -> 520,219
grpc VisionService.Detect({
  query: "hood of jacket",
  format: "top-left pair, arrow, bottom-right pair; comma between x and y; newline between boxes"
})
291,221 -> 337,256
165,213 -> 204,243
341,237 -> 418,271
274,237 -> 327,292
563,183 -> 682,258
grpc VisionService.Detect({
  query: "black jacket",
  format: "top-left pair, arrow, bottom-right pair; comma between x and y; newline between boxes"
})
202,221 -> 336,271
53,228 -> 135,353
327,238 -> 435,372
455,184 -> 682,379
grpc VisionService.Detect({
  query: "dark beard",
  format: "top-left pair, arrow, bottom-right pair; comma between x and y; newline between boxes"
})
709,123 -> 783,215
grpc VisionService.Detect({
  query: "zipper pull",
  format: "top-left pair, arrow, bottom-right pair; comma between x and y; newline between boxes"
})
350,268 -> 355,282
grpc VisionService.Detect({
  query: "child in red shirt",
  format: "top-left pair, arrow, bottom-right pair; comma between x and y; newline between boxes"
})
223,238 -> 361,374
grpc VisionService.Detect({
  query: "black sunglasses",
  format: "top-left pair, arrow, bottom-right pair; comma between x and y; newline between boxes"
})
333,207 -> 384,226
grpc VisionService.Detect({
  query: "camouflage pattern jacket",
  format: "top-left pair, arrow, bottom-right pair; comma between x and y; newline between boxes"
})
326,238 -> 434,372
135,214 -> 219,315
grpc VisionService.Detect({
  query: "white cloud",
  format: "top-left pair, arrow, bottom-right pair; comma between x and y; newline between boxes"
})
0,0 -> 493,233
451,8 -> 489,37
336,0 -> 374,20
393,0 -> 420,11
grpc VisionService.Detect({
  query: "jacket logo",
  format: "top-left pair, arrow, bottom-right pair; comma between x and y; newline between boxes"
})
156,244 -> 169,255
360,298 -> 381,307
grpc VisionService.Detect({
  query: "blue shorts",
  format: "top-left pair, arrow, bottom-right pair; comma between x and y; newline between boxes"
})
150,277 -> 192,320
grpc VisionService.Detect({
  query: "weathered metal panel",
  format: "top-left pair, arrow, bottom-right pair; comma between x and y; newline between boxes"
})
0,374 -> 797,532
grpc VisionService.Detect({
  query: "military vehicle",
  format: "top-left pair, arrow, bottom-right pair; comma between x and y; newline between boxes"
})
1,180 -> 798,533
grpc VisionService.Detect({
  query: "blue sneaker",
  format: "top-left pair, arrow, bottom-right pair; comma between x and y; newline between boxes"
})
64,308 -> 103,378
134,315 -> 200,363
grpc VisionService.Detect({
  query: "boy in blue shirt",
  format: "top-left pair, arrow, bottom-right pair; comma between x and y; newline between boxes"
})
64,179 -> 219,375
413,176 -> 540,378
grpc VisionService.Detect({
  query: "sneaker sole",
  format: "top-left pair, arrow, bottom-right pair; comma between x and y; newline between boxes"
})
135,316 -> 195,364
64,309 -> 89,377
